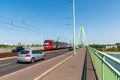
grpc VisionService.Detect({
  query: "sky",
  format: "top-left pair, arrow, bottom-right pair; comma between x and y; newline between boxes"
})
0,0 -> 120,45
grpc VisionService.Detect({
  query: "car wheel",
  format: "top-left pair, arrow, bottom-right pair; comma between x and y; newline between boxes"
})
17,61 -> 21,63
30,58 -> 35,63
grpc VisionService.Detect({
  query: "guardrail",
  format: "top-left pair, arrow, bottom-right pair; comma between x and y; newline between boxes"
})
87,47 -> 120,80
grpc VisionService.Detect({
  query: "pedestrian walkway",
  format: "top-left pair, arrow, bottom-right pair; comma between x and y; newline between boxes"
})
40,48 -> 86,80
40,48 -> 97,80
85,50 -> 98,80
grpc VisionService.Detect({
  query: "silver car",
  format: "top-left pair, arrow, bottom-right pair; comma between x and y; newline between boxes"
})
17,50 -> 46,63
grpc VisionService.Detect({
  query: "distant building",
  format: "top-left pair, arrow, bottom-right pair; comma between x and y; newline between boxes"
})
115,43 -> 120,47
102,44 -> 117,49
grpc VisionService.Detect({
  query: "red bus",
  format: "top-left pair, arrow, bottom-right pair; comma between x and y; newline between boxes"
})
44,40 -> 54,50
44,40 -> 68,50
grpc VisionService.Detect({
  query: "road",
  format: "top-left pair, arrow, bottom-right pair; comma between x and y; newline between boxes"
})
0,49 -> 69,77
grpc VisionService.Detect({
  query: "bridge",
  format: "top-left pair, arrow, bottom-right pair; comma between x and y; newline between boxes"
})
0,26 -> 120,80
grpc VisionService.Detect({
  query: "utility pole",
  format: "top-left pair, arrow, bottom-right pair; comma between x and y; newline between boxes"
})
73,0 -> 76,55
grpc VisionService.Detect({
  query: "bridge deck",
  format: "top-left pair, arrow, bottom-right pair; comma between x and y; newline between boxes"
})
40,48 -> 97,80
0,48 -> 97,80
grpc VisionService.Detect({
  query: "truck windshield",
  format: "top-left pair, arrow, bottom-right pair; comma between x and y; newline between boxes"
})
44,43 -> 49,46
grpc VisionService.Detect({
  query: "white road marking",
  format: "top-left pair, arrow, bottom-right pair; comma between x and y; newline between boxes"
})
0,51 -> 73,79
0,63 -> 11,67
34,55 -> 73,80
0,56 -> 16,61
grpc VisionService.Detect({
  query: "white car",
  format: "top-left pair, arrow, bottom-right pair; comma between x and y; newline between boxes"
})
17,50 -> 45,63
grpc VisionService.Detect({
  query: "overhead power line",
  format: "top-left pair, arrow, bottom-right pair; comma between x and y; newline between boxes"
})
0,16 -> 23,24
61,0 -> 72,7
0,16 -> 58,37
0,20 -> 57,37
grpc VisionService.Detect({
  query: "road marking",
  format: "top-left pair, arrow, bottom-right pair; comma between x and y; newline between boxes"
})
0,51 -> 73,79
0,56 -> 16,61
34,54 -> 73,80
0,63 -> 11,67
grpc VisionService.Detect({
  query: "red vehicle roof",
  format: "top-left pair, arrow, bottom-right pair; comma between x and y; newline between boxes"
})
44,40 -> 54,42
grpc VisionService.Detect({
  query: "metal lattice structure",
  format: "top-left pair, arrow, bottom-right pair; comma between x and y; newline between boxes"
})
77,26 -> 120,80
76,26 -> 88,47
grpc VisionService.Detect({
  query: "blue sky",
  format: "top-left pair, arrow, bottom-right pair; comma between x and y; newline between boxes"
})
0,0 -> 120,45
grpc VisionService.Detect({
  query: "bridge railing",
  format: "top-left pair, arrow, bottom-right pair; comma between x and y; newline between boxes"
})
87,47 -> 120,80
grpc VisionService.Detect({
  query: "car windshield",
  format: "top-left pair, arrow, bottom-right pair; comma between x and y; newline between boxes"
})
13,47 -> 17,50
20,51 -> 29,54
13,47 -> 23,49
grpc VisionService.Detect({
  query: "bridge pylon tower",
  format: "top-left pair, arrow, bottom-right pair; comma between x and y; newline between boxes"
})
76,26 -> 89,48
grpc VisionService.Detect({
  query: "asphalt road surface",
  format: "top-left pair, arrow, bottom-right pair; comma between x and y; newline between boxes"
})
0,49 -> 69,77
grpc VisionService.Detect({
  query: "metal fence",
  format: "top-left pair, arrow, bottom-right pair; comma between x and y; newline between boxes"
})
87,47 -> 120,80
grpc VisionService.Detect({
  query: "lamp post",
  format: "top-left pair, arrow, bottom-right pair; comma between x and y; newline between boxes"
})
73,0 -> 76,55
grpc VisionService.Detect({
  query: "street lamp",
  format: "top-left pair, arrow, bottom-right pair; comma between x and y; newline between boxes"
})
73,0 -> 76,55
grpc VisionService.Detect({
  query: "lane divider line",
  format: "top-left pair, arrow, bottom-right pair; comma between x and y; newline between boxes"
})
0,56 -> 16,61
0,63 -> 11,67
0,51 -> 73,79
34,55 -> 73,80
